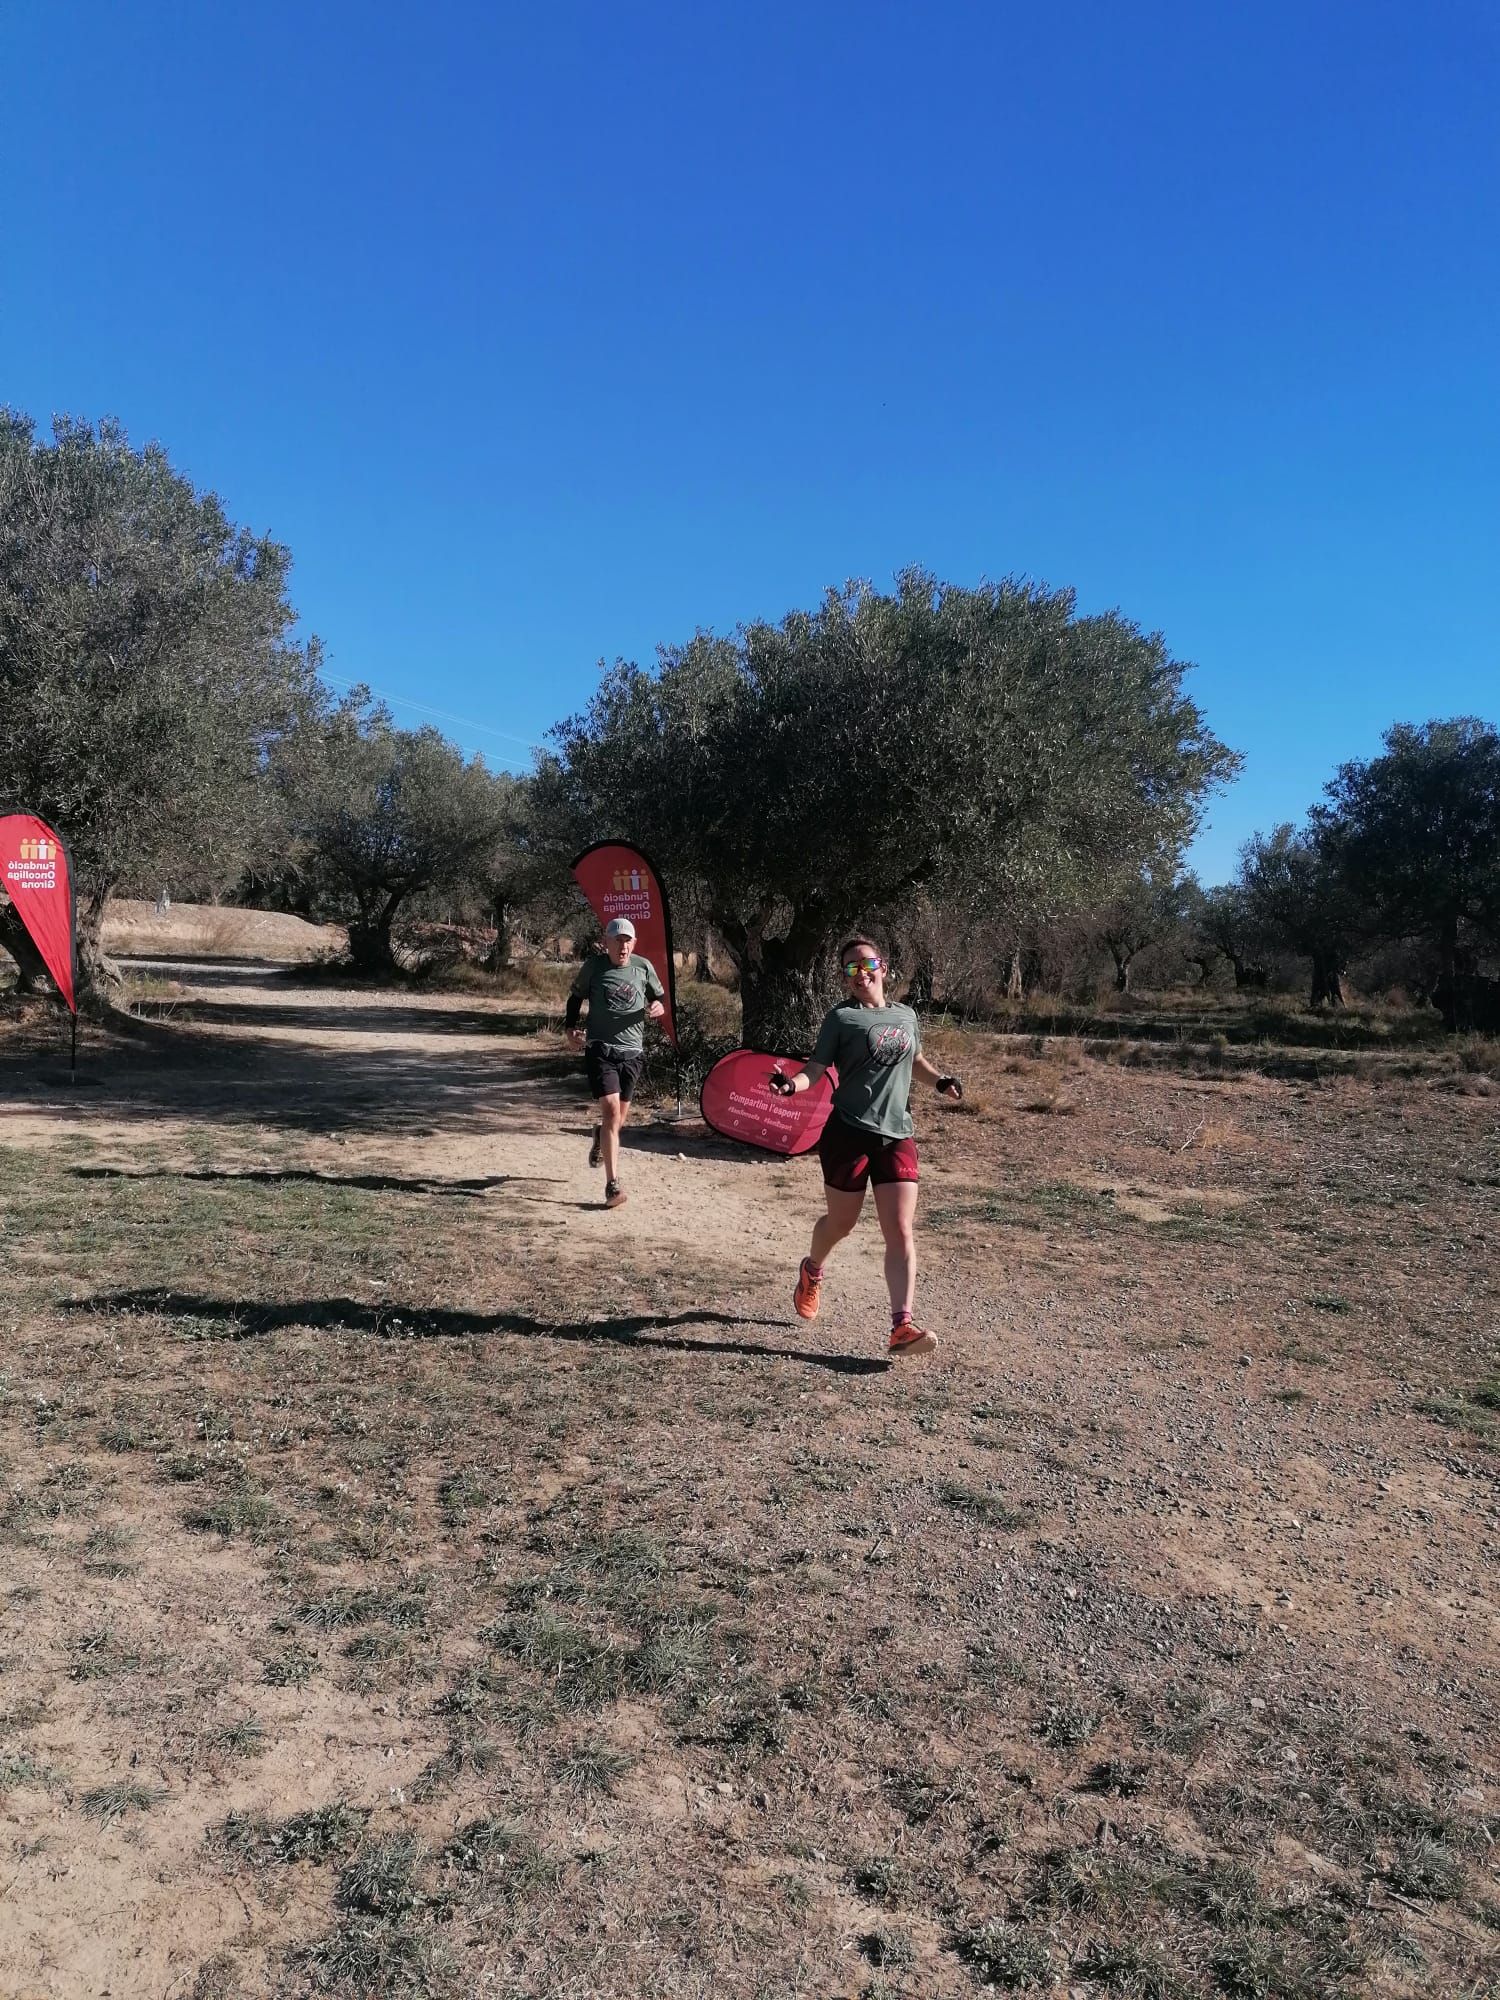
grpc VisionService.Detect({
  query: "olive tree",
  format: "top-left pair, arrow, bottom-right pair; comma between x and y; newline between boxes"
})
1094,864 -> 1192,993
1318,718 -> 1500,1026
1238,822 -> 1361,1008
1195,882 -> 1268,990
548,571 -> 1239,1048
280,695 -> 509,972
0,412 -> 317,1004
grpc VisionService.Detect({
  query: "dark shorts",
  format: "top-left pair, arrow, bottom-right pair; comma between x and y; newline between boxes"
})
818,1113 -> 919,1193
585,1044 -> 644,1102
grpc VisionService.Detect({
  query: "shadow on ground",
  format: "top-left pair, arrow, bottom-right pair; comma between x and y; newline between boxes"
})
0,961 -> 708,1141
157,997 -> 555,1038
71,1290 -> 890,1375
68,1165 -> 561,1198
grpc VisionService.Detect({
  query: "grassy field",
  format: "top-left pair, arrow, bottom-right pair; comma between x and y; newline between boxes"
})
0,959 -> 1497,1998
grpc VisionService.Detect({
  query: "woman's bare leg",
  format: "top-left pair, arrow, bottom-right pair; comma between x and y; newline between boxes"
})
810,1185 -> 865,1266
872,1180 -> 919,1320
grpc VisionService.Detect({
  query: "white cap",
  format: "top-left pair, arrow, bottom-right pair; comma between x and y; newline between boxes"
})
604,917 -> 636,939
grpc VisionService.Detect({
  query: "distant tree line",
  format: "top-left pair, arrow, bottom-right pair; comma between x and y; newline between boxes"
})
3,414 -> 1494,1036
1206,719 -> 1500,1028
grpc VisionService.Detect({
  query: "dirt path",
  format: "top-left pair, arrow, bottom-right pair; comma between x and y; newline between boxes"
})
3,962 -> 1497,1997
0,959 -> 899,1328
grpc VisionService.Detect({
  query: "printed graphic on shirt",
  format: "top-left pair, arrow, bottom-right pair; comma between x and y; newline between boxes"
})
868,1023 -> 914,1066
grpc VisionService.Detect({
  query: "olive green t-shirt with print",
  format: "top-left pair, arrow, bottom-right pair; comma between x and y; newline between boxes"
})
811,1002 -> 922,1140
569,954 -> 664,1054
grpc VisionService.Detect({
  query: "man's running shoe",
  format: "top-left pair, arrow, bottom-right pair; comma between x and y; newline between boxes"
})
793,1258 -> 822,1321
588,1128 -> 602,1169
604,1179 -> 627,1210
888,1321 -> 937,1359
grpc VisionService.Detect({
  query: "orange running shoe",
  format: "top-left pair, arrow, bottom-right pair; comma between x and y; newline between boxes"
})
793,1257 -> 822,1320
888,1321 -> 937,1359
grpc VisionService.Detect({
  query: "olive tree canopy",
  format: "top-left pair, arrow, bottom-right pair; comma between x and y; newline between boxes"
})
547,571 -> 1239,1047
1318,718 -> 1500,1003
0,412 -> 317,1003
276,694 -> 509,972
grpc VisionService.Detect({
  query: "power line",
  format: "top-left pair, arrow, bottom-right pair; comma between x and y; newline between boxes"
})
319,672 -> 543,756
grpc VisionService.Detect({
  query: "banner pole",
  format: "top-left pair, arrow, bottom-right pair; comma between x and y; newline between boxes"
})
70,1008 -> 77,1082
675,1055 -> 682,1123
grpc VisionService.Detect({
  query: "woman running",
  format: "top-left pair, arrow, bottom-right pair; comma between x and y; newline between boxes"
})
769,934 -> 962,1358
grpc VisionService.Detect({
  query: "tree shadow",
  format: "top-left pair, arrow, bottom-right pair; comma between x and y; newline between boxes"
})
73,1290 -> 890,1375
117,954 -> 309,981
1,1009 -> 581,1139
68,1165 -> 561,1198
555,1118 -> 768,1167
161,997 -> 553,1038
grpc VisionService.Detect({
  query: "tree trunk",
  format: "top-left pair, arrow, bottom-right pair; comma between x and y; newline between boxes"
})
1439,913 -> 1461,987
347,922 -> 399,973
906,948 -> 935,1012
737,945 -> 829,1053
1004,949 -> 1023,1001
484,896 -> 513,973
0,901 -> 49,994
348,913 -> 399,973
348,892 -> 406,974
74,896 -> 124,1015
1309,951 -> 1344,1009
1111,949 -> 1132,993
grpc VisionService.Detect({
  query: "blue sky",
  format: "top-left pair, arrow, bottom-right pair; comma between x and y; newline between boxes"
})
4,0 -> 1496,884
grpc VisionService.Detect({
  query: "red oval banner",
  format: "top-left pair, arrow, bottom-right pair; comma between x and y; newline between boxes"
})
700,1048 -> 835,1156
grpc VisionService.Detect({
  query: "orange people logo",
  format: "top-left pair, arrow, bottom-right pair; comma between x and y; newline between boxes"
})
611,867 -> 644,893
18,837 -> 57,862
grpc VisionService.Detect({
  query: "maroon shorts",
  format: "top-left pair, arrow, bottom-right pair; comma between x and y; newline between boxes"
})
818,1114 -> 919,1193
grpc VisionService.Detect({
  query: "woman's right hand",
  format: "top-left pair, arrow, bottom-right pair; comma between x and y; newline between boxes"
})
768,1069 -> 796,1097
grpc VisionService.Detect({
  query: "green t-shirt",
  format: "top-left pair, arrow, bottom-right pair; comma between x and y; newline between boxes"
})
570,953 -> 664,1054
811,1001 -> 922,1140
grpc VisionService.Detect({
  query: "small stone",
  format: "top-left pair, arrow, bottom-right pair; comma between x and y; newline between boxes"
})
1239,1354 -> 1252,1367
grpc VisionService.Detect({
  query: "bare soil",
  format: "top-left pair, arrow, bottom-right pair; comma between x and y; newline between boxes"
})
0,944 -> 1496,2000
101,900 -> 344,963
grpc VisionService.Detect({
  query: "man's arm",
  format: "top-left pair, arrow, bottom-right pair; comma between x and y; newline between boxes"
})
565,961 -> 592,1039
643,961 -> 666,1021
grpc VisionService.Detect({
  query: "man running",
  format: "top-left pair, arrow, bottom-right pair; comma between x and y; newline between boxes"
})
769,934 -> 961,1358
566,916 -> 666,1209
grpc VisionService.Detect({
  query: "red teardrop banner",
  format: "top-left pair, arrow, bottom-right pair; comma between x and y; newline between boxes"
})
0,813 -> 78,1013
570,841 -> 679,1048
700,1048 -> 835,1156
